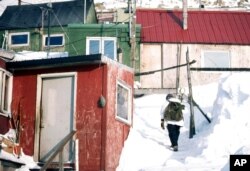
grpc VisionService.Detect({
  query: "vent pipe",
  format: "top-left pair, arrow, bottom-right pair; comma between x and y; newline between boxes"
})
18,0 -> 21,6
183,0 -> 188,30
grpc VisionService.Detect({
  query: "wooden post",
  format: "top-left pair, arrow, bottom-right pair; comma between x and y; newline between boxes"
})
176,44 -> 181,94
193,99 -> 211,123
130,0 -> 136,69
186,47 -> 195,138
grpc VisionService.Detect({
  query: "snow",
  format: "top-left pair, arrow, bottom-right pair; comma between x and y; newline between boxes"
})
0,129 -> 40,171
116,72 -> 250,171
13,51 -> 68,61
0,66 -> 250,170
1,0 -> 250,16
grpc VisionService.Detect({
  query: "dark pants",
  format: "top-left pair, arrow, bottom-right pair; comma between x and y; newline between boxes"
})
167,124 -> 181,146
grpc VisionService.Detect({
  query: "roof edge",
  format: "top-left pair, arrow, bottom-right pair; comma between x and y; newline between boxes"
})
6,54 -> 103,72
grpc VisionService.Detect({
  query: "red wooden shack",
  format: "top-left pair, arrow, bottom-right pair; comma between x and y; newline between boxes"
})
0,54 -> 134,171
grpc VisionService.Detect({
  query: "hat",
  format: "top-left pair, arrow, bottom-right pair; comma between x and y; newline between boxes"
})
168,97 -> 181,103
166,94 -> 174,101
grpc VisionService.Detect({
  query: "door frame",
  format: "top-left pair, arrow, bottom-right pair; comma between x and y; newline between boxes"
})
34,72 -> 77,161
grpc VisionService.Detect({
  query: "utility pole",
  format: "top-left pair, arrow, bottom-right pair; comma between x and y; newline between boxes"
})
129,0 -> 136,69
176,43 -> 181,94
84,0 -> 86,24
186,47 -> 195,138
47,3 -> 52,58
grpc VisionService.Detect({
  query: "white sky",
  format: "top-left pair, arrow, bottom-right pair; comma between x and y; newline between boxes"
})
1,69 -> 250,171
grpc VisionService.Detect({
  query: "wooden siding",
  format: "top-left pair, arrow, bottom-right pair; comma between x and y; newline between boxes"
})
9,60 -> 133,171
67,24 -> 141,69
0,60 -> 9,134
76,65 -> 105,170
11,73 -> 37,156
140,43 -> 250,89
105,62 -> 133,171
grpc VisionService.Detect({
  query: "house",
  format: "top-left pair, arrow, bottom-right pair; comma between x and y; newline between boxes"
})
0,1 -> 141,71
136,9 -> 250,92
0,0 -> 97,52
0,53 -> 134,171
67,23 -> 141,69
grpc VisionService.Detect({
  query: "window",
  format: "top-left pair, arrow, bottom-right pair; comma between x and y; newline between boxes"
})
116,80 -> 132,125
43,34 -> 64,47
202,51 -> 231,68
0,69 -> 12,117
86,37 -> 117,60
9,32 -> 29,46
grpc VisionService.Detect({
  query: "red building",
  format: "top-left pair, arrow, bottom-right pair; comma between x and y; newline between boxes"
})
0,54 -> 134,171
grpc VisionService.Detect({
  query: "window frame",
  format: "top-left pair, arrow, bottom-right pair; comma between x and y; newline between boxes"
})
86,37 -> 117,60
201,50 -> 231,71
9,32 -> 30,47
115,80 -> 132,125
43,34 -> 65,47
0,69 -> 13,117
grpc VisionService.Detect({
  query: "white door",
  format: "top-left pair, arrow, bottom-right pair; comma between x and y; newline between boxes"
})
39,75 -> 75,162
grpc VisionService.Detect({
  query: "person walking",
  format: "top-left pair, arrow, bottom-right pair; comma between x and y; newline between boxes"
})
160,94 -> 185,151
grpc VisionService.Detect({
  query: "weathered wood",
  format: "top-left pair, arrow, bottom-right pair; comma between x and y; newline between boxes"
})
186,48 -> 196,138
191,67 -> 250,71
40,130 -> 76,171
193,100 -> 211,123
134,60 -> 196,76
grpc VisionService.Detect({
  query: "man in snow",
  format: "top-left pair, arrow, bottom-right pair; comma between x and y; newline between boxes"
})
160,94 -> 185,151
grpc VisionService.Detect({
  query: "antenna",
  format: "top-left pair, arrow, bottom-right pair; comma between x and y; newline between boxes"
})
47,2 -> 52,58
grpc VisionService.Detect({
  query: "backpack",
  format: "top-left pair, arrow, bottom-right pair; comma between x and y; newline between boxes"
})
164,102 -> 184,121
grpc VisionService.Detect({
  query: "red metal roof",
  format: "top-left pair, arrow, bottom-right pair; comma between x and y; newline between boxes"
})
136,9 -> 250,45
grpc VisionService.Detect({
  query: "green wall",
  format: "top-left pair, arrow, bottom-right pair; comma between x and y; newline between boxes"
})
0,23 -> 141,72
67,23 -> 141,69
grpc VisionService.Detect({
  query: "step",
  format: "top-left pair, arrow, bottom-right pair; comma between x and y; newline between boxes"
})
29,162 -> 75,171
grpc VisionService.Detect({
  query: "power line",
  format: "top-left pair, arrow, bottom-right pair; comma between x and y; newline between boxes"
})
51,10 -> 79,55
0,0 -> 136,56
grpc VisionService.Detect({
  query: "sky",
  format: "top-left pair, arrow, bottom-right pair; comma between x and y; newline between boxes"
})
116,72 -> 250,171
1,67 -> 250,170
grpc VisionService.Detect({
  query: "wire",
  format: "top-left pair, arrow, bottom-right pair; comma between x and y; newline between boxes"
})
51,10 -> 79,55
0,0 -> 137,57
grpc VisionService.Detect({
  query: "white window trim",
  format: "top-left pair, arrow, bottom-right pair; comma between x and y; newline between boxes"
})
43,34 -> 65,47
0,68 -> 13,117
8,32 -> 30,47
201,50 -> 231,72
86,37 -> 117,60
115,80 -> 132,125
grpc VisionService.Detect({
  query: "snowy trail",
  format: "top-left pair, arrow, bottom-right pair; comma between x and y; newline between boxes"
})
117,73 -> 250,171
118,96 -> 228,171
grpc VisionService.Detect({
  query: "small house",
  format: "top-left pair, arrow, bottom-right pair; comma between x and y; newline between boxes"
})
0,53 -> 134,171
0,0 -> 97,52
136,9 -> 250,90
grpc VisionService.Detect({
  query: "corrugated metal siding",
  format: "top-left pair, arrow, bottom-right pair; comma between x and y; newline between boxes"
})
136,9 -> 250,45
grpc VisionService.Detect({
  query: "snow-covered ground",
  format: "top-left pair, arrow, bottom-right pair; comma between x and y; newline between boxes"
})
95,0 -> 250,10
117,72 -> 250,171
1,0 -> 250,16
1,67 -> 250,170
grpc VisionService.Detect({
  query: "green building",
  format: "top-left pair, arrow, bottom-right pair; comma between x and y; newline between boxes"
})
67,23 -> 141,69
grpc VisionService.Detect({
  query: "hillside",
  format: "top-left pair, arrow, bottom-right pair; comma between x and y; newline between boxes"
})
1,0 -> 250,16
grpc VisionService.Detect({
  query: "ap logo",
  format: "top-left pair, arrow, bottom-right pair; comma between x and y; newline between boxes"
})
230,155 -> 249,171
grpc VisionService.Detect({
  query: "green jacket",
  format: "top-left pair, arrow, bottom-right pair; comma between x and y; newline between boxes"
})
164,102 -> 185,121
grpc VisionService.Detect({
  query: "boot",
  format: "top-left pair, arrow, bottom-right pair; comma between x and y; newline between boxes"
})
173,145 -> 178,151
